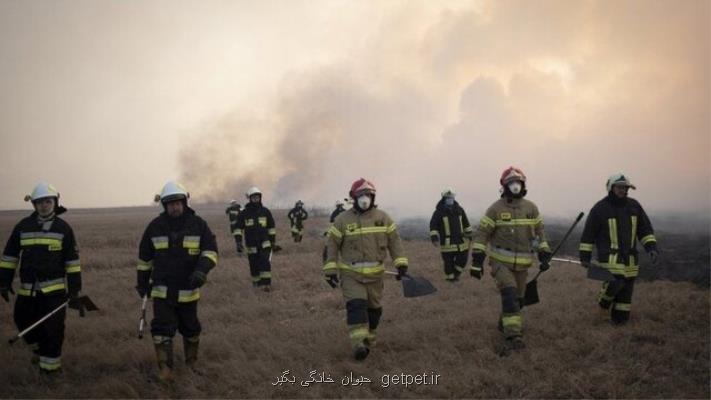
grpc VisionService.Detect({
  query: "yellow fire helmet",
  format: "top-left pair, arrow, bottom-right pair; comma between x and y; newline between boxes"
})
154,181 -> 190,204
24,182 -> 60,202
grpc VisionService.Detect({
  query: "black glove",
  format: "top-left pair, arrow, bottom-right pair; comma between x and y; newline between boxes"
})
135,285 -> 150,298
538,250 -> 551,272
470,265 -> 483,280
324,274 -> 339,289
189,270 -> 207,289
649,250 -> 659,265
272,244 -> 283,252
430,237 -> 439,247
396,266 -> 408,281
68,291 -> 86,317
581,260 -> 593,269
236,242 -> 244,254
0,285 -> 13,303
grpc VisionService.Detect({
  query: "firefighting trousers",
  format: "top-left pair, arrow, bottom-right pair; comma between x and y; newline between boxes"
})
441,250 -> 468,280
290,223 -> 303,242
151,299 -> 201,342
14,293 -> 66,371
248,250 -> 272,286
491,263 -> 528,339
599,276 -> 635,324
341,274 -> 383,348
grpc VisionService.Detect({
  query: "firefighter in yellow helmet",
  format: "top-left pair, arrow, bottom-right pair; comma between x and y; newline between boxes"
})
471,167 -> 551,352
429,188 -> 473,282
136,181 -> 218,380
287,200 -> 308,242
323,178 -> 408,360
579,173 -> 658,325
0,183 -> 83,373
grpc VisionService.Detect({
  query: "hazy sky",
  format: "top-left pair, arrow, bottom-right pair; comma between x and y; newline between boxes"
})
1,0 -> 708,218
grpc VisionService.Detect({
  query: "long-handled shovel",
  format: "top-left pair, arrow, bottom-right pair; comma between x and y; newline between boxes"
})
523,212 -> 585,306
551,257 -> 616,281
384,271 -> 437,298
8,295 -> 98,345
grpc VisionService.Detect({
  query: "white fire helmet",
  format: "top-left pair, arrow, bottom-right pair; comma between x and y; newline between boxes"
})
24,182 -> 60,202
606,173 -> 636,192
335,199 -> 344,207
154,181 -> 190,204
441,187 -> 456,198
245,186 -> 262,198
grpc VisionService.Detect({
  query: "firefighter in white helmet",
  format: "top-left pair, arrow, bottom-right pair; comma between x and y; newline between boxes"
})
233,186 -> 278,290
429,188 -> 473,282
471,167 -> 551,353
0,183 -> 83,373
579,173 -> 658,325
287,200 -> 308,243
136,181 -> 218,380
323,178 -> 408,360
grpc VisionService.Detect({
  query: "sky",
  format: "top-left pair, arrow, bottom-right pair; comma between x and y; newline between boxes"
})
0,0 -> 709,219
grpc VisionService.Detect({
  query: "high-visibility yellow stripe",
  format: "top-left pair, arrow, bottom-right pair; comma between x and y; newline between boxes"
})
39,356 -> 61,371
614,302 -> 631,311
232,229 -> 243,237
386,224 -> 397,234
443,217 -> 451,237
640,234 -> 656,245
259,271 -> 272,278
41,283 -> 65,293
152,236 -> 169,250
480,216 -> 495,229
630,216 -> 638,246
0,260 -> 18,270
20,238 -> 62,249
338,262 -> 384,277
501,314 -> 522,328
323,262 -> 338,272
429,230 -> 439,237
495,218 -> 539,226
579,243 -> 594,252
182,236 -> 201,249
458,215 -> 464,234
472,242 -> 487,252
464,226 -> 474,233
137,260 -> 153,271
608,218 -> 618,250
393,257 -> 408,267
65,265 -> 81,273
151,286 -> 168,299
487,248 -> 533,266
200,251 -> 218,265
268,228 -> 277,235
539,241 -> 550,251
348,326 -> 370,341
327,226 -> 343,239
178,289 -> 200,303
344,226 -> 389,236
470,265 -> 482,272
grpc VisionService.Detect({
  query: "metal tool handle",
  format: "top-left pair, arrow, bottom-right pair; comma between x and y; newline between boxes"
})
138,295 -> 148,339
551,257 -> 582,265
532,211 -> 585,281
9,300 -> 69,345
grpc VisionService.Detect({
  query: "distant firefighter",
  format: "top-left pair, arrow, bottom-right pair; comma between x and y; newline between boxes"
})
225,200 -> 242,251
234,186 -> 277,291
136,181 -> 218,381
330,199 -> 346,223
429,188 -> 473,282
471,167 -> 551,353
579,173 -> 658,325
287,200 -> 308,243
0,183 -> 83,374
323,178 -> 408,361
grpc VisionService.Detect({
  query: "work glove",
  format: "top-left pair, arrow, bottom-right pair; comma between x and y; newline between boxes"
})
324,274 -> 339,289
581,260 -> 593,269
430,237 -> 439,247
68,291 -> 86,317
396,266 -> 408,281
272,244 -> 283,252
0,284 -> 13,303
135,285 -> 150,299
649,250 -> 659,265
236,242 -> 245,254
470,265 -> 483,280
189,270 -> 207,289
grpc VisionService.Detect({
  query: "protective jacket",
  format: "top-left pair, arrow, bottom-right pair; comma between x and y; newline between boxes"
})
225,205 -> 241,236
472,197 -> 550,270
137,208 -> 218,303
324,207 -> 408,279
579,194 -> 657,277
0,210 -> 81,297
234,202 -> 276,253
429,199 -> 473,252
288,207 -> 308,229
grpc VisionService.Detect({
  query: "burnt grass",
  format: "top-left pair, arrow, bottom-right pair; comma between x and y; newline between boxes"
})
0,205 -> 708,399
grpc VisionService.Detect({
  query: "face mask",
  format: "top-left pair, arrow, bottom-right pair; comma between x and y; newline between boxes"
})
508,182 -> 522,195
357,195 -> 372,210
444,198 -> 455,206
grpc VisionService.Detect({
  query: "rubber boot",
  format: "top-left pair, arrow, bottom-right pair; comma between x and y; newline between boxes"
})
154,340 -> 174,381
353,342 -> 370,361
184,336 -> 200,369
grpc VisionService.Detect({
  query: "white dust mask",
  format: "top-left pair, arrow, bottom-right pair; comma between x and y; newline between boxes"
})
357,195 -> 372,210
508,182 -> 522,195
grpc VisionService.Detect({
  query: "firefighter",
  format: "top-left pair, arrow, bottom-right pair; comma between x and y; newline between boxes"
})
136,181 -> 218,380
579,173 -> 658,325
323,178 -> 408,360
225,200 -> 242,251
429,188 -> 473,282
234,186 -> 277,290
0,183 -> 83,373
471,167 -> 551,352
287,200 -> 308,243
330,200 -> 346,223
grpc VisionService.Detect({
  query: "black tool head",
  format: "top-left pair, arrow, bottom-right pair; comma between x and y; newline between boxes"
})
523,279 -> 540,306
401,275 -> 437,298
587,265 -> 616,282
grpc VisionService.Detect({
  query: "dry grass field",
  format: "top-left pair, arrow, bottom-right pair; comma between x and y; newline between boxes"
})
0,205 -> 708,399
